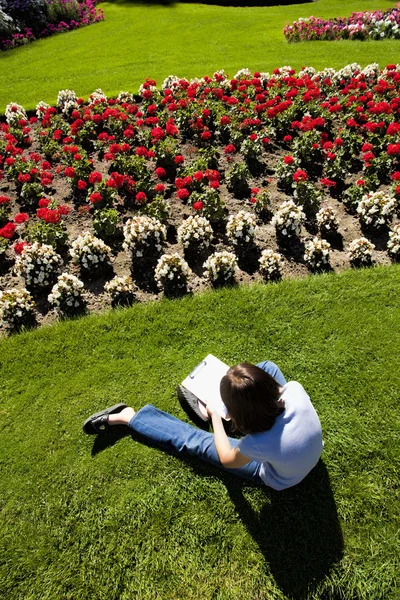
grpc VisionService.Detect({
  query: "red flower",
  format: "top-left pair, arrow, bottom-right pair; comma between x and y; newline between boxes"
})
174,155 -> 184,164
251,188 -> 260,195
249,134 -> 258,141
250,197 -> 257,203
58,205 -> 71,215
220,116 -> 230,125
293,169 -> 308,182
363,152 -> 375,162
151,127 -> 165,140
89,192 -> 103,204
201,131 -> 212,140
77,180 -> 87,190
320,178 -> 336,188
177,188 -> 190,200
193,171 -> 204,181
387,143 -> 400,156
155,184 -> 165,193
106,178 -> 117,188
284,155 -> 294,165
224,144 -> 236,154
89,171 -> 102,184
391,172 -> 400,181
0,195 -> 10,205
283,135 -> 292,143
38,198 -> 50,208
18,173 -> 31,184
14,241 -> 29,255
356,179 -> 365,186
209,180 -> 220,189
64,166 -> 76,178
14,212 -> 29,224
110,172 -> 125,188
0,222 -> 16,239
135,191 -> 147,204
193,201 -> 204,211
155,167 -> 167,179
361,143 -> 373,152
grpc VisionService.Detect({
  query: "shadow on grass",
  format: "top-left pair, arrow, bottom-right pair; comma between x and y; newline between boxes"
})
92,426 -> 343,598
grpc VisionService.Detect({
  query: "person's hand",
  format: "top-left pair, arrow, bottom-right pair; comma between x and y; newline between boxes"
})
205,403 -> 220,419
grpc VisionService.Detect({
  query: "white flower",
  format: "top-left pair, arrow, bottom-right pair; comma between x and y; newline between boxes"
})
203,251 -> 238,282
348,238 -> 375,265
123,216 -> 166,255
14,243 -> 63,289
226,211 -> 257,246
177,216 -> 213,249
70,233 -> 112,272
304,238 -> 331,269
258,249 -> 284,280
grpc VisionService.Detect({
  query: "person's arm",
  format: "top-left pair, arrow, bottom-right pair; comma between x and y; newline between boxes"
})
208,407 -> 252,469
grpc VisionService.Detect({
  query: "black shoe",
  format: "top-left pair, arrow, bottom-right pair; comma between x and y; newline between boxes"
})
83,403 -> 127,435
177,385 -> 210,430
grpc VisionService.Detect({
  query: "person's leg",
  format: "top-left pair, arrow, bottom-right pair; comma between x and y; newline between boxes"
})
256,360 -> 287,387
114,404 -> 262,483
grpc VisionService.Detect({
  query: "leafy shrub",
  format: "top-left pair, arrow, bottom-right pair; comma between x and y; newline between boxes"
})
154,253 -> 191,296
0,287 -> 36,330
348,238 -> 375,267
70,232 -> 112,275
304,237 -> 331,270
226,210 -> 257,247
203,250 -> 238,284
177,215 -> 213,251
48,272 -> 85,314
258,249 -> 284,281
14,242 -> 63,290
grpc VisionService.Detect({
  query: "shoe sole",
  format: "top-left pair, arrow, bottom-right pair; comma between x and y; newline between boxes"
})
83,403 -> 127,434
177,385 -> 210,430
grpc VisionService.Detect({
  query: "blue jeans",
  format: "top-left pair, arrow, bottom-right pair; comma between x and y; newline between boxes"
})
128,360 -> 287,484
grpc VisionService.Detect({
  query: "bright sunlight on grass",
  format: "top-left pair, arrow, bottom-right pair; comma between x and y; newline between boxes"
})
1,265 -> 399,599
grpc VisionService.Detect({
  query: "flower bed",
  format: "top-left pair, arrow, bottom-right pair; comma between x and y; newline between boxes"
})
284,4 -> 400,42
0,63 -> 399,331
0,0 -> 104,51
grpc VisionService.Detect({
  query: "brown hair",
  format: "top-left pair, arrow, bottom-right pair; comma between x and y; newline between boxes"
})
220,363 -> 285,435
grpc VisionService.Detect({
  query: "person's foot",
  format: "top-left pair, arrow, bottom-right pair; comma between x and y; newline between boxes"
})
83,403 -> 128,434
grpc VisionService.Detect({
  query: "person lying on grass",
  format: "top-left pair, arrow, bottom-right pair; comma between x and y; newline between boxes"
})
83,360 -> 323,490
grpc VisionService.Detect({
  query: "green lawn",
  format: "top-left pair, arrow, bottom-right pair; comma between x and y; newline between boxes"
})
1,0 -> 399,112
1,265 -> 399,599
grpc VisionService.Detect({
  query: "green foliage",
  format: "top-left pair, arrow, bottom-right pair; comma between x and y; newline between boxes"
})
139,195 -> 170,223
226,163 -> 251,197
23,220 -> 68,250
92,207 -> 119,238
191,189 -> 226,223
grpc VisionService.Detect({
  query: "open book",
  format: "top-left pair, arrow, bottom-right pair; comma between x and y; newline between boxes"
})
181,354 -> 230,420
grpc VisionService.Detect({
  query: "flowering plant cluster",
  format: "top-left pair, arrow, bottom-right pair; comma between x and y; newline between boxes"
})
122,216 -> 166,258
1,0 -> 104,51
0,287 -> 35,330
258,249 -> 284,281
104,275 -> 136,306
70,232 -> 112,274
284,5 -> 400,43
48,272 -> 85,314
177,215 -> 213,250
387,224 -> 400,258
304,237 -> 331,270
154,253 -> 192,295
14,242 -> 62,289
272,200 -> 305,239
357,191 -> 397,228
316,207 -> 339,236
348,237 -> 375,266
1,62 -> 400,330
203,250 -> 238,284
226,210 -> 257,247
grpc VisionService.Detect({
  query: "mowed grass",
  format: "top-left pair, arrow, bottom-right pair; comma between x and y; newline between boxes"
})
1,0 -> 399,112
1,265 -> 399,599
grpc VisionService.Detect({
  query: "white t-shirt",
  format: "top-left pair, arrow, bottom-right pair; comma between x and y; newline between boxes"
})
238,381 -> 323,490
